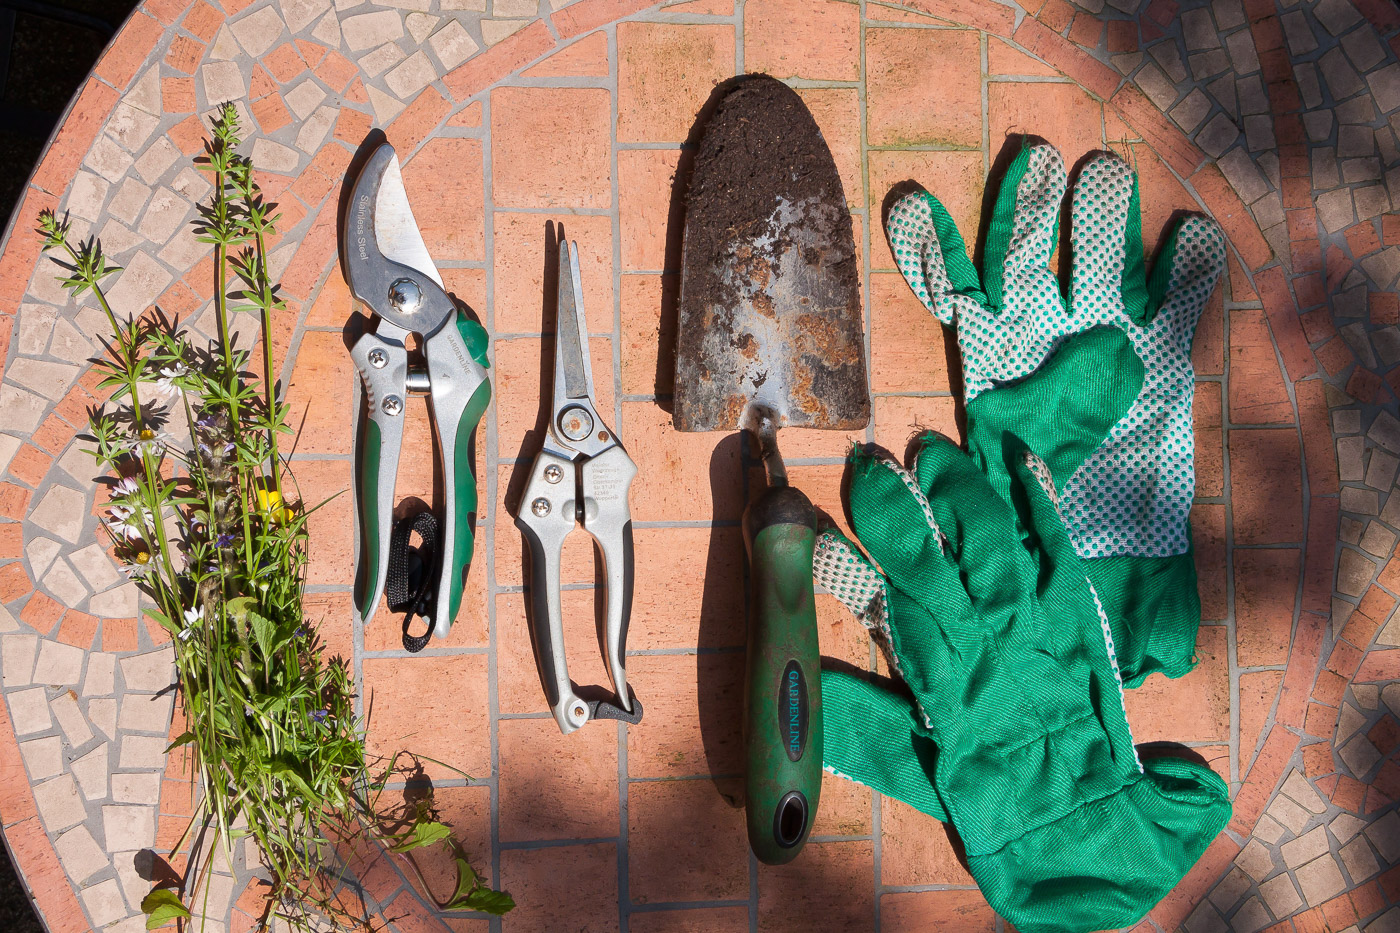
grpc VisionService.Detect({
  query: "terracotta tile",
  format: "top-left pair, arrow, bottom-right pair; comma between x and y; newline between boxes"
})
866,28 -> 981,149
498,717 -> 618,841
523,30 -> 609,77
1301,742 -> 1334,779
881,795 -> 973,885
499,844 -> 618,933
1296,381 -> 1338,498
1125,625 -> 1229,743
621,402 -> 743,521
496,590 -> 619,715
1151,835 -> 1243,930
1229,429 -> 1304,544
626,651 -> 743,777
784,463 -> 853,542
620,273 -> 678,397
811,768 -> 873,838
1256,266 -> 1316,382
1335,774 -> 1366,812
6,445 -> 51,488
873,395 -> 960,457
1191,288 -> 1224,377
400,139 -> 484,262
630,526 -> 744,650
882,890 -> 995,932
868,149 -> 984,272
1228,308 -> 1294,424
1238,671 -> 1284,775
797,88 -> 864,208
492,213 -> 614,334
626,908 -> 750,933
617,23 -> 733,143
817,590 -> 877,676
869,272 -> 949,394
291,461 -> 353,584
1233,548 -> 1300,667
285,331 -> 357,456
362,654 -> 490,782
987,36 -> 1058,76
491,87 -> 612,209
100,618 -> 138,653
745,0 -> 857,81
1304,701 -> 1338,739
1194,382 -> 1223,498
756,840 -> 875,931
618,148 -> 682,273
628,778 -> 748,902
989,81 -> 1104,172
394,784 -> 493,896
55,611 -> 98,649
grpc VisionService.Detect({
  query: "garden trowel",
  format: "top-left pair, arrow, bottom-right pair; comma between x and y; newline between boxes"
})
673,75 -> 870,865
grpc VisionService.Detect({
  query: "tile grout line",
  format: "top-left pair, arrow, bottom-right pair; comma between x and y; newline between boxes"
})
478,77 -> 505,933
605,17 -> 632,933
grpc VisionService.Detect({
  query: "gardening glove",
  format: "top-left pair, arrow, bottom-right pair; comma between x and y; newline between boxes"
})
885,139 -> 1225,687
815,434 -> 1231,933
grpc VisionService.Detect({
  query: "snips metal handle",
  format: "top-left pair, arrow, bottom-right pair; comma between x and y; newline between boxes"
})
517,445 -> 642,735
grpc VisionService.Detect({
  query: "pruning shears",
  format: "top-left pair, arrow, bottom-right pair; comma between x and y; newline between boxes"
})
343,142 -> 492,650
516,240 -> 642,734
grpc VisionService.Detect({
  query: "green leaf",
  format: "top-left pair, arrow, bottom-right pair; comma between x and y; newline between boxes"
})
143,607 -> 178,635
387,820 -> 452,853
461,887 -> 514,915
140,888 -> 191,928
268,759 -> 315,798
164,732 -> 195,753
247,609 -> 276,660
226,596 -> 256,620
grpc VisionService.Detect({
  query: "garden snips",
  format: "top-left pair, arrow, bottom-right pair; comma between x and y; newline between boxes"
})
516,240 -> 642,735
343,142 -> 491,650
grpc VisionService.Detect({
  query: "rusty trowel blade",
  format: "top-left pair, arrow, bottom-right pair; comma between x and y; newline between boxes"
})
673,75 -> 871,434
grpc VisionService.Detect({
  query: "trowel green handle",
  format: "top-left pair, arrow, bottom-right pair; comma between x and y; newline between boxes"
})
743,485 -> 823,865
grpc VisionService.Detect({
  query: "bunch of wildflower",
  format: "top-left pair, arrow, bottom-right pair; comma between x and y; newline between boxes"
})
36,105 -> 510,932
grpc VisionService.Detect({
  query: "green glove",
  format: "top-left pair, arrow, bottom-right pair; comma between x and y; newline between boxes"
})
885,139 -> 1225,686
816,435 -> 1231,933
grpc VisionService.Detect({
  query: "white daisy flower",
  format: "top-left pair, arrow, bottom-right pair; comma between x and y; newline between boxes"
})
178,605 -> 204,641
152,363 -> 189,401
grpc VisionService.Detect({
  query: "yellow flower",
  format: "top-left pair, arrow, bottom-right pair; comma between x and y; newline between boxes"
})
255,487 -> 294,524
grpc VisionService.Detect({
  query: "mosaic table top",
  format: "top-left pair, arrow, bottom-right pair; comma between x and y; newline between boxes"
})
2,0 -> 1400,929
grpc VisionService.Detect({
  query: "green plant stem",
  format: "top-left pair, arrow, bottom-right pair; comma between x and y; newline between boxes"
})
253,227 -> 285,505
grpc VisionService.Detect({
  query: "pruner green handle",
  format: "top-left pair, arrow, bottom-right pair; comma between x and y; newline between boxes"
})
351,312 -> 490,636
743,485 -> 823,865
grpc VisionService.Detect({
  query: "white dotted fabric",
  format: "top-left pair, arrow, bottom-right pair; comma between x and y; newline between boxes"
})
885,145 -> 1225,560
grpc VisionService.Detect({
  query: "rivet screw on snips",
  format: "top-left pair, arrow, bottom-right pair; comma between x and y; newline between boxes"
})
531,497 -> 551,517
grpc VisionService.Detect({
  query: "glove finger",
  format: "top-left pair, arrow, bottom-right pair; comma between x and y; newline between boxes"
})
984,140 -> 1066,312
814,527 -> 894,643
846,445 -> 977,624
1069,150 -> 1149,323
1010,450 -> 1140,757
1145,214 -> 1226,353
908,433 -> 1045,629
821,669 -> 948,822
886,189 -> 985,326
